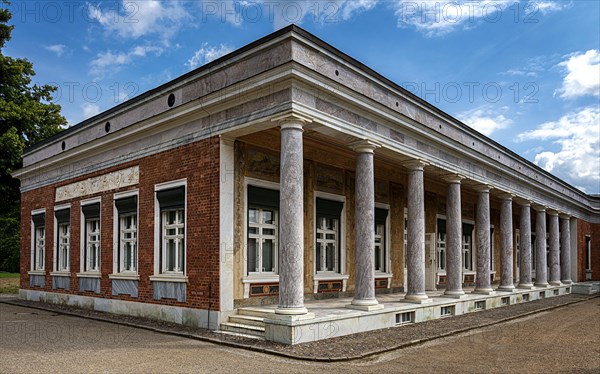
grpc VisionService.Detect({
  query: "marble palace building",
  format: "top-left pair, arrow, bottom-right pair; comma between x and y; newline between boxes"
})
14,26 -> 599,344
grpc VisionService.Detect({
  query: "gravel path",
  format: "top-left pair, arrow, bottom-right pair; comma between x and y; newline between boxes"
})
1,293 -> 596,361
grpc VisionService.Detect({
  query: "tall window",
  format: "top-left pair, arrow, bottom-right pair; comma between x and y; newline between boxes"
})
157,186 -> 185,274
32,213 -> 45,271
55,208 -> 70,272
82,203 -> 101,272
490,227 -> 495,271
116,195 -> 138,273
462,223 -> 474,271
531,233 -> 536,270
437,218 -> 446,271
316,198 -> 343,273
247,186 -> 279,275
585,236 -> 591,271
374,208 -> 388,273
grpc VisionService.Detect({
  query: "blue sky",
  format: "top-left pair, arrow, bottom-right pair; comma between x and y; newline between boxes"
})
4,0 -> 599,193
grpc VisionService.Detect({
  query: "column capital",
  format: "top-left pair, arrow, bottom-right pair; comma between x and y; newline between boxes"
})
402,159 -> 429,171
498,192 -> 515,201
349,139 -> 381,154
219,134 -> 236,147
514,197 -> 532,206
547,209 -> 560,216
559,213 -> 571,220
473,183 -> 493,193
442,173 -> 465,184
272,111 -> 313,128
532,204 -> 547,212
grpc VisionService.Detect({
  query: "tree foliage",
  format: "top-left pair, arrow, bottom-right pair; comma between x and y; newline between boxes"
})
0,1 -> 66,271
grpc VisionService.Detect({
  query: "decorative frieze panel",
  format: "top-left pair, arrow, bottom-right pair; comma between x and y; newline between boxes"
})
316,164 -> 344,194
246,148 -> 279,181
375,179 -> 389,203
55,166 -> 139,202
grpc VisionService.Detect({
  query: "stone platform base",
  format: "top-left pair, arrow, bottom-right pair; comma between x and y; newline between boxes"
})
18,289 -> 221,329
251,285 -> 572,344
571,282 -> 600,295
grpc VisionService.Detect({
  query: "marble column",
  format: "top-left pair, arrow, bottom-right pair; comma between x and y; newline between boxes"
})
349,140 -> 383,311
443,174 -> 465,298
276,116 -> 309,315
519,201 -> 533,289
403,160 -> 430,303
518,201 -> 534,288
534,206 -> 549,287
548,211 -> 561,285
498,194 -> 515,291
560,214 -> 572,284
474,185 -> 495,295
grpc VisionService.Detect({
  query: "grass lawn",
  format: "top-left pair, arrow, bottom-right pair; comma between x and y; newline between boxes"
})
0,272 -> 20,294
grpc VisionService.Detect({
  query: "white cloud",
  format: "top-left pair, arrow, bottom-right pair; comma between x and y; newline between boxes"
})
90,45 -> 164,77
457,107 -> 512,136
87,0 -> 190,42
392,0 -> 514,37
186,43 -> 234,70
503,56 -> 547,78
45,44 -> 67,57
81,103 -> 100,119
199,0 -> 378,29
528,1 -> 572,14
556,49 -> 600,99
518,106 -> 600,193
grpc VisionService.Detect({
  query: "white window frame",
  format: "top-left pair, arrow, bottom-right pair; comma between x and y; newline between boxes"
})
462,219 -> 475,273
314,191 -> 346,276
151,179 -> 187,281
436,215 -> 447,273
242,179 -> 281,297
244,179 -> 281,277
313,191 -> 349,292
490,225 -> 495,272
374,202 -> 391,276
247,207 -> 279,274
404,207 -> 408,287
111,190 -> 139,280
30,208 -> 46,273
79,197 -> 101,275
585,235 -> 591,271
52,203 -> 71,275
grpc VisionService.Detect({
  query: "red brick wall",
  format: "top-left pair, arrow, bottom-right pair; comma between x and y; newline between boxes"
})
576,219 -> 600,282
20,136 -> 221,310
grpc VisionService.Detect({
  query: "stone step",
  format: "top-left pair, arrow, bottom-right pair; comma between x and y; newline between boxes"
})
228,314 -> 265,327
220,322 -> 265,338
217,330 -> 264,340
237,307 -> 276,319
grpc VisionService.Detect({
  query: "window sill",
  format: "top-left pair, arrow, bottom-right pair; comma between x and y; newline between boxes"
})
242,275 -> 279,283
374,272 -> 393,278
109,273 -> 140,281
28,270 -> 46,276
314,273 -> 350,281
149,274 -> 188,283
76,272 -> 101,278
50,271 -> 70,277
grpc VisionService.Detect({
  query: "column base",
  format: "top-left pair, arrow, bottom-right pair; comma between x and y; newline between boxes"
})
518,283 -> 534,289
443,290 -> 467,299
404,293 -> 432,304
346,301 -> 384,311
549,281 -> 562,286
497,285 -> 516,292
275,306 -> 309,316
473,288 -> 496,295
534,282 -> 549,288
561,279 -> 572,284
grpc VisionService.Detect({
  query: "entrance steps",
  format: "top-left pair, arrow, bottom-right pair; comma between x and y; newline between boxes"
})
220,307 -> 275,339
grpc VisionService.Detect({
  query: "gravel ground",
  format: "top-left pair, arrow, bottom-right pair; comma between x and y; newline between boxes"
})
0,293 -> 596,361
1,297 -> 598,373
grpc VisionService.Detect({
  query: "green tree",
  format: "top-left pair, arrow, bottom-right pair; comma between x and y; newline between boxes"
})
0,1 -> 66,272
